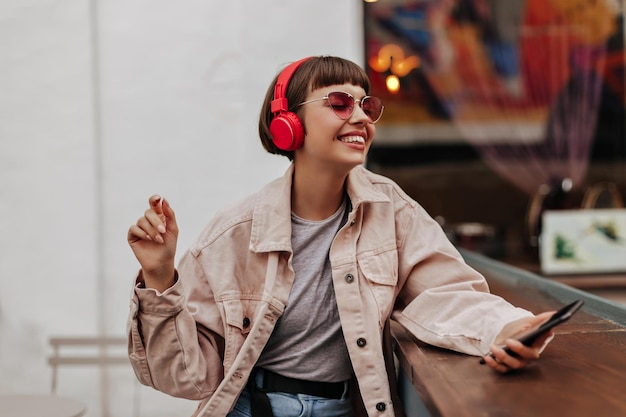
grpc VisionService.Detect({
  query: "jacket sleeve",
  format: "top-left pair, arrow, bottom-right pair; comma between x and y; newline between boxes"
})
391,203 -> 532,356
127,250 -> 225,400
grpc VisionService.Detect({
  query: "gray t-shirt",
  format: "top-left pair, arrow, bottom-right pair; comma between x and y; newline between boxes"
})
256,199 -> 351,382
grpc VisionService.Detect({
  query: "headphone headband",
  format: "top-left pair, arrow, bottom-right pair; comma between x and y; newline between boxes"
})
271,57 -> 312,113
269,57 -> 313,151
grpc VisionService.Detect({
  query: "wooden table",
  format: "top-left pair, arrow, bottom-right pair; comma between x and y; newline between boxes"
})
393,250 -> 626,417
0,395 -> 86,417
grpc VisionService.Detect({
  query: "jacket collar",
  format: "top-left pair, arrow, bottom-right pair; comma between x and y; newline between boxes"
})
249,164 -> 389,253
345,165 -> 390,208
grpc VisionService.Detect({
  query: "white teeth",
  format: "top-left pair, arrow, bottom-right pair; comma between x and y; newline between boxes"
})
340,136 -> 365,144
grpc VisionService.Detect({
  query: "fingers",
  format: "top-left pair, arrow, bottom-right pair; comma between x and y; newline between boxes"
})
505,339 -> 540,360
127,195 -> 177,244
161,198 -> 178,232
483,310 -> 560,374
527,311 -> 556,329
148,195 -> 167,233
128,216 -> 164,244
481,352 -> 512,373
482,343 -> 526,373
149,194 -> 164,215
149,195 -> 178,231
482,334 -> 552,374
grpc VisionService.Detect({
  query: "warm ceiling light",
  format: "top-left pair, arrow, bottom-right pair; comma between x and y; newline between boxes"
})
369,44 -> 420,76
386,75 -> 400,93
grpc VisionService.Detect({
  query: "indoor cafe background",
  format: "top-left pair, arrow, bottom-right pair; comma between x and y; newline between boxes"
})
0,1 -> 366,416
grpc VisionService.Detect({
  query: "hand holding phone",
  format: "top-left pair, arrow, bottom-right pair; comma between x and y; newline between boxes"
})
480,299 -> 584,364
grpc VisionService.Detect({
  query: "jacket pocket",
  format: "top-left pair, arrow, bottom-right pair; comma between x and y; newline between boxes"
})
357,248 -> 398,319
221,296 -> 259,372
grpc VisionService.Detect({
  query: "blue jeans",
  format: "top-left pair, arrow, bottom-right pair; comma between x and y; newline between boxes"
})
227,370 -> 354,417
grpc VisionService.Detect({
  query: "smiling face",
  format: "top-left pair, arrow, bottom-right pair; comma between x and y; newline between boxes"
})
294,83 -> 376,175
258,56 -> 378,162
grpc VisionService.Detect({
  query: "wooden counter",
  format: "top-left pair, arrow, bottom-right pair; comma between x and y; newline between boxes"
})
392,250 -> 626,417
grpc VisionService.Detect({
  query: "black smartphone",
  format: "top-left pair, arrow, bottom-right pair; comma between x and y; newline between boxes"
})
482,299 -> 584,362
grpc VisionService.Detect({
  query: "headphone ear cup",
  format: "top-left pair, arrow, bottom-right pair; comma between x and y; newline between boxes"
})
270,111 -> 304,151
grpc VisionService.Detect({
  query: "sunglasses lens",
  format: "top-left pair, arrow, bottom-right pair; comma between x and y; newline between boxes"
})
327,92 -> 355,119
362,96 -> 384,123
325,92 -> 384,123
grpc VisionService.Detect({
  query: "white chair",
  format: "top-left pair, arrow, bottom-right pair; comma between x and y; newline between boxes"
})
48,336 -> 140,417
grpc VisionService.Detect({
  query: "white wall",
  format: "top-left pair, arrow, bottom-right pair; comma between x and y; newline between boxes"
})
0,1 -> 364,415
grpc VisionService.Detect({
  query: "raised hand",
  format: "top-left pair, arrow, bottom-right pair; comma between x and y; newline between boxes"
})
127,195 -> 179,292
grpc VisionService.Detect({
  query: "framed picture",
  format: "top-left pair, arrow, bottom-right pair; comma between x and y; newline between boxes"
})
363,0 -> 623,146
540,209 -> 626,274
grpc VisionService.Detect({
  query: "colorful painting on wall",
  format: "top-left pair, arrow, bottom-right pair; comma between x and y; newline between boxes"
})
364,0 -> 625,198
363,0 -> 623,145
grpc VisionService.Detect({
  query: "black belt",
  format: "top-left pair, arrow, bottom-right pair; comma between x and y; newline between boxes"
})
248,368 -> 347,417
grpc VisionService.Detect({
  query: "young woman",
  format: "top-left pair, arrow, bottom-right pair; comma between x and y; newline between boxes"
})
127,56 -> 555,417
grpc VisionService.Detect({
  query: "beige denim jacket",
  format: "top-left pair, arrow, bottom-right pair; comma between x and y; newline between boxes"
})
127,164 -> 531,417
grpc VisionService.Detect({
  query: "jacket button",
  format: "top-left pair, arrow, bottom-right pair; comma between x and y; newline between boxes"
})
242,317 -> 251,328
356,338 -> 367,347
345,273 -> 354,283
376,402 -> 386,411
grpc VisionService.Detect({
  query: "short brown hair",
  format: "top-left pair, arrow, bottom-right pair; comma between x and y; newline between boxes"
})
258,56 -> 371,160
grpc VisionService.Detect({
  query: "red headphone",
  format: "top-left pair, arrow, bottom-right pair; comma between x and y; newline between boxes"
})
269,57 -> 312,151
